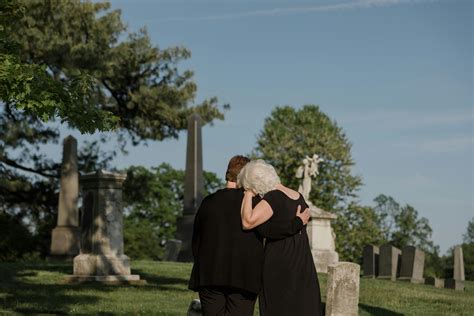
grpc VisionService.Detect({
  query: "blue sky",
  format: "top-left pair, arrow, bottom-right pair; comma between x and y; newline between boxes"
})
61,0 -> 472,254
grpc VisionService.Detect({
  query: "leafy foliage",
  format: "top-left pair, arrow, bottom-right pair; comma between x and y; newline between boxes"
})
464,218 -> 474,244
254,105 -> 362,212
0,0 -> 226,260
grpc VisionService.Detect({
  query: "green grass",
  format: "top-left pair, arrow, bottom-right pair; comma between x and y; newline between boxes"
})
0,260 -> 473,315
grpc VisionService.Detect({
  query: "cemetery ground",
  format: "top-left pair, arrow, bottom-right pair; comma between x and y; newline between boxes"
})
0,261 -> 473,315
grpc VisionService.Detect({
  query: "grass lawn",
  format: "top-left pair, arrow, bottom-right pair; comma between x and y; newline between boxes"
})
0,260 -> 473,315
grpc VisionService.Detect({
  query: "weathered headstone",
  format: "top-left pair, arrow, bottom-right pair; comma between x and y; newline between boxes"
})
325,262 -> 360,316
50,135 -> 80,258
398,246 -> 425,283
378,244 -> 401,281
187,299 -> 202,316
444,278 -> 464,290
362,245 -> 379,278
176,114 -> 204,262
445,246 -> 465,290
164,239 -> 182,261
425,277 -> 444,288
65,170 -> 144,284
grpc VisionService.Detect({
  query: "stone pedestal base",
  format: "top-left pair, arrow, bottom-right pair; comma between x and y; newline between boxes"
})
64,274 -> 145,285
73,254 -> 132,276
312,249 -> 339,273
398,277 -> 425,284
50,226 -> 80,257
444,279 -> 464,290
425,277 -> 444,288
176,214 -> 195,262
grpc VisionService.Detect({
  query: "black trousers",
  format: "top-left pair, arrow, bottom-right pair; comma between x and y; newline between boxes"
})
199,286 -> 257,316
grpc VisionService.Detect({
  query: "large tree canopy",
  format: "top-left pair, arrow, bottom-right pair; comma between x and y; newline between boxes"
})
0,0 -> 227,259
2,0 -> 227,136
254,105 -> 362,212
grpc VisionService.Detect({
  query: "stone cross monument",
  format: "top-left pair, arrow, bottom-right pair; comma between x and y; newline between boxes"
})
176,114 -> 204,262
50,135 -> 80,258
296,154 -> 338,273
65,170 -> 143,284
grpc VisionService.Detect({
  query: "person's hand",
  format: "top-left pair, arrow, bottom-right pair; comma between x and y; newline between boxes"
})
296,205 -> 311,225
244,189 -> 256,197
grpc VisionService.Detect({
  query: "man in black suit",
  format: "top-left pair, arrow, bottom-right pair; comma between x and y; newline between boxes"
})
189,155 -> 310,316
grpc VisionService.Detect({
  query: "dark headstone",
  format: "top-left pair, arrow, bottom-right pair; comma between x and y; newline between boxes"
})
425,277 -> 444,288
444,278 -> 464,291
398,246 -> 425,283
362,245 -> 379,278
176,114 -> 204,262
164,239 -> 182,261
378,244 -> 401,281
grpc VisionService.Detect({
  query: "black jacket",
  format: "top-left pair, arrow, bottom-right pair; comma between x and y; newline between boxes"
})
188,188 -> 303,294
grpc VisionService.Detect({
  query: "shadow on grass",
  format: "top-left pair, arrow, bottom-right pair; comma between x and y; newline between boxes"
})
359,303 -> 404,316
0,261 -> 114,314
133,269 -> 190,292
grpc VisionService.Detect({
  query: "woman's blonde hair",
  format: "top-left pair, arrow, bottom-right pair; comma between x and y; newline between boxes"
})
237,159 -> 281,196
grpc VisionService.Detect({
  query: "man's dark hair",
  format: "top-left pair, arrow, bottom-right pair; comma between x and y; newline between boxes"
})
225,155 -> 250,182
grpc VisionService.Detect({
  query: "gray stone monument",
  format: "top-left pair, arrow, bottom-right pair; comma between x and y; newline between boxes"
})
176,114 -> 204,262
445,245 -> 465,290
378,244 -> 401,281
50,135 -> 80,258
325,262 -> 360,316
453,245 -> 465,281
425,276 -> 444,288
65,170 -> 144,284
164,239 -> 182,261
398,246 -> 425,283
362,245 -> 379,278
296,154 -> 338,273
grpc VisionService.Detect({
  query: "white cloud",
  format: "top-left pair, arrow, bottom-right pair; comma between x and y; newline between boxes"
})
156,0 -> 439,22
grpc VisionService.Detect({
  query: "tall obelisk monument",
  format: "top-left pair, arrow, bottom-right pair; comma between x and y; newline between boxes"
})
176,114 -> 204,262
50,135 -> 80,258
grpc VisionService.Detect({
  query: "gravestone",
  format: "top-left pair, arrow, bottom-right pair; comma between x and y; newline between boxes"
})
306,205 -> 339,273
65,170 -> 144,284
398,246 -> 425,283
50,136 -> 80,258
164,239 -> 182,261
378,244 -> 401,281
362,245 -> 379,278
425,277 -> 444,288
176,114 -> 204,262
325,262 -> 360,316
453,246 -> 465,281
445,246 -> 465,290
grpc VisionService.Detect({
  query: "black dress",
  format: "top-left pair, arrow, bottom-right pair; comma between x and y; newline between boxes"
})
259,190 -> 322,316
189,188 -> 304,295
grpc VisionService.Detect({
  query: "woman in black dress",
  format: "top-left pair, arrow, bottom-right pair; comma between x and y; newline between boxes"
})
238,159 -> 322,316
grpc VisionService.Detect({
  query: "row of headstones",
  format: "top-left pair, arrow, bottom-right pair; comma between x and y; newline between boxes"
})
363,244 -> 465,291
187,262 -> 362,316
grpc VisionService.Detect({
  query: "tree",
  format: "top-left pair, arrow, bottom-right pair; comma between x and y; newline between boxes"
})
122,164 -> 223,260
463,218 -> 474,244
0,0 -> 226,259
253,105 -> 364,261
0,0 -> 118,133
372,194 -> 442,277
254,105 -> 362,212
336,203 -> 385,263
